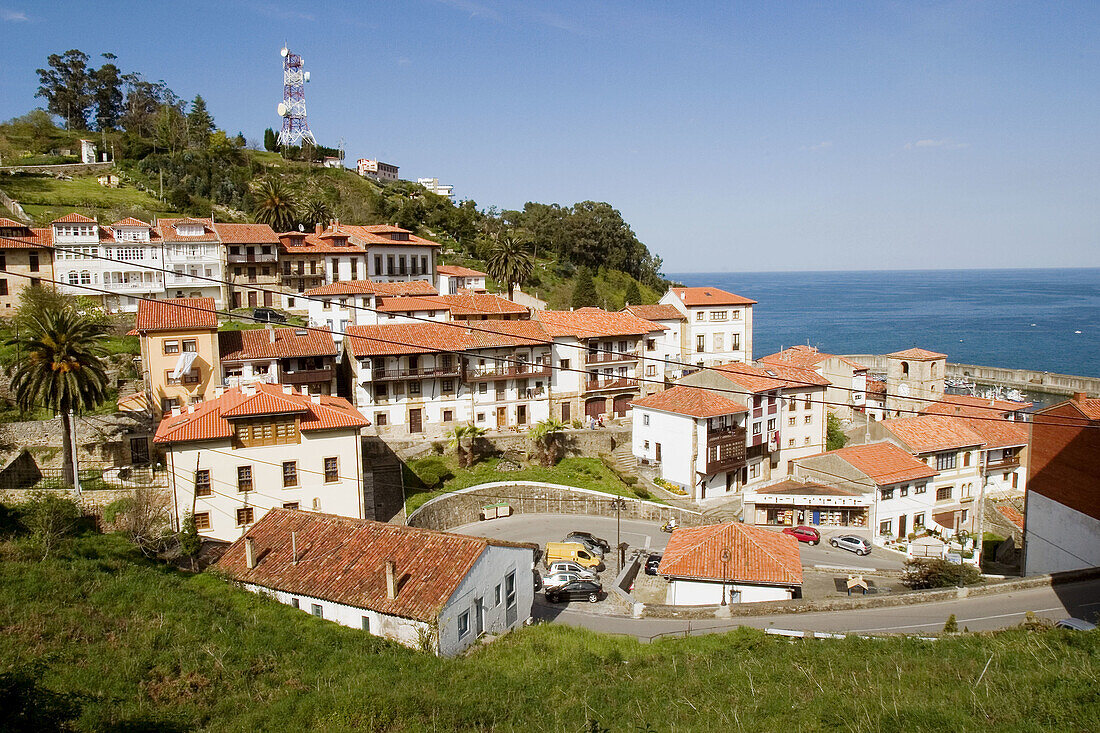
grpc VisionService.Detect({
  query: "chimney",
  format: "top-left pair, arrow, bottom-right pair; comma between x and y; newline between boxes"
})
187,403 -> 196,414
1073,392 -> 1087,403
385,560 -> 397,600
213,386 -> 225,399
310,393 -> 321,404
315,223 -> 323,236
245,537 -> 257,569
291,531 -> 298,565
283,385 -> 293,394
267,323 -> 275,344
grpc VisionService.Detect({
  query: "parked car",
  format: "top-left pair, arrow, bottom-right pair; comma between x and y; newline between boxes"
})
543,572 -> 583,589
545,580 -> 604,604
644,553 -> 663,575
532,569 -> 543,592
252,307 -> 287,323
783,526 -> 821,545
1055,617 -> 1097,631
563,532 -> 611,554
545,542 -> 603,570
547,561 -> 598,580
830,535 -> 872,556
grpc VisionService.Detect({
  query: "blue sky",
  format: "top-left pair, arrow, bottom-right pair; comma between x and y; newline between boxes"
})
2,1 -> 1098,272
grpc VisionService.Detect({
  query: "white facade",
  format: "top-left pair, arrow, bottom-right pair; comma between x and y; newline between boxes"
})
163,241 -> 225,306
659,290 -> 754,366
776,387 -> 828,473
869,477 -> 935,542
982,445 -> 1027,499
366,245 -> 435,283
1024,491 -> 1100,576
52,219 -> 164,312
357,158 -> 399,181
439,271 -> 486,294
665,578 -> 794,606
631,407 -> 699,488
418,177 -> 454,199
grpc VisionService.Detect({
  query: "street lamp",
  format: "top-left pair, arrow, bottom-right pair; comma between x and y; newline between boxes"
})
720,548 -> 731,606
610,497 -> 628,574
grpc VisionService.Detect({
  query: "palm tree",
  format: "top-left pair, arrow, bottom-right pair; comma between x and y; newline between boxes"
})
250,177 -> 300,232
529,418 -> 567,467
448,423 -> 487,468
300,197 -> 332,230
7,305 -> 108,487
485,235 -> 534,300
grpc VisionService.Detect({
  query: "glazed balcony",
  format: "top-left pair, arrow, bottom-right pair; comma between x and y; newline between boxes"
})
706,427 -> 747,473
467,363 -> 551,381
280,367 -> 333,385
584,348 -> 640,365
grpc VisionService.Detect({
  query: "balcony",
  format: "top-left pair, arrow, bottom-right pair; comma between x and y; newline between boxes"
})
102,279 -> 163,292
228,252 -> 278,263
370,365 -> 461,381
224,373 -> 277,387
585,348 -> 640,365
705,427 -> 747,473
585,376 -> 637,392
280,367 -> 333,385
467,364 -> 551,381
983,456 -> 1021,472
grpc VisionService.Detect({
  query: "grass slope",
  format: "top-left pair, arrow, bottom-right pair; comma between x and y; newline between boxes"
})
0,172 -> 176,225
1,532 -> 1097,731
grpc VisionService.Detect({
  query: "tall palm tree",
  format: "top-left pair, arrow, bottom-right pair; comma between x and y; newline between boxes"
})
448,423 -> 487,468
300,197 -> 332,230
7,305 -> 108,487
529,418 -> 567,467
250,177 -> 300,232
486,235 -> 534,300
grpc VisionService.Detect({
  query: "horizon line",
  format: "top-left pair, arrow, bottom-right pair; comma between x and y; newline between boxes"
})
664,265 -> 1100,276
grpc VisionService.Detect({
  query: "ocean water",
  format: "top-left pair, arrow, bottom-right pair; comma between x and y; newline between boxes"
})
667,268 -> 1100,378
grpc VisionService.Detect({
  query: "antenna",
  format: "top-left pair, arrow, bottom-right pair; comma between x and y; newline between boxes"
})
277,45 -> 317,149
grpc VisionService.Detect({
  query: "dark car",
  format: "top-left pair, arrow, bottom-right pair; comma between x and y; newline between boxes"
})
830,535 -> 872,556
783,526 -> 821,545
644,553 -> 663,575
252,307 -> 287,323
545,580 -> 603,604
563,532 -> 610,556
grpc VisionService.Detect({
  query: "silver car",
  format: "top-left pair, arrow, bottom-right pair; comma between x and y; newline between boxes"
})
547,561 -> 597,580
830,535 -> 872,556
543,571 -> 584,589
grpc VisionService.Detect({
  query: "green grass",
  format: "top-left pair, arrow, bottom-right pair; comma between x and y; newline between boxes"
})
0,173 -> 176,225
404,455 -> 658,513
1,530 -> 1097,732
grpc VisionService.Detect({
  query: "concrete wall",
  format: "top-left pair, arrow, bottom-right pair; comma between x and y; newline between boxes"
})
436,544 -> 535,656
665,578 -> 794,605
407,481 -> 708,532
1025,491 -> 1100,575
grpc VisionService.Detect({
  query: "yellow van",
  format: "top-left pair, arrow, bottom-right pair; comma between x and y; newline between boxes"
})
544,542 -> 602,570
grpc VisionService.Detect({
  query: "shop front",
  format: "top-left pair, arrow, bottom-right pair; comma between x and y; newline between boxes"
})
745,480 -> 871,529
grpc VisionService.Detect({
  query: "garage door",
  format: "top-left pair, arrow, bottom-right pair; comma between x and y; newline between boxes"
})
585,398 -> 606,419
613,394 -> 632,417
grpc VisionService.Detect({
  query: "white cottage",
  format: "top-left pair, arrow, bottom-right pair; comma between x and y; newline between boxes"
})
213,508 -> 537,656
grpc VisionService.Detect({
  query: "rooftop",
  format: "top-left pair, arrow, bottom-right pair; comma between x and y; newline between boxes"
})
437,264 -> 487,277
630,385 -> 747,419
706,361 -> 830,394
377,291 -> 528,317
535,308 -> 666,338
755,479 -> 863,497
344,319 -> 551,358
806,442 -> 938,486
887,347 -> 947,361
218,326 -> 338,361
668,286 -> 757,308
658,522 -> 802,586
621,304 -> 685,321
212,222 -> 280,244
303,280 -> 438,298
922,394 -> 1033,419
134,297 -> 218,332
879,415 -> 986,453
758,345 -> 868,372
156,217 -> 218,242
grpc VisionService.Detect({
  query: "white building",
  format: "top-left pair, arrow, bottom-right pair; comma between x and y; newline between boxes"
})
621,304 -> 689,380
743,478 -> 872,531
357,158 -> 399,181
339,224 -> 440,284
630,385 -> 748,500
657,522 -> 803,605
418,177 -> 454,199
158,217 -> 226,307
154,383 -> 370,543
659,286 -> 756,367
759,346 -> 869,422
438,264 -> 487,294
213,508 -> 537,656
305,279 -> 439,341
52,214 -> 164,312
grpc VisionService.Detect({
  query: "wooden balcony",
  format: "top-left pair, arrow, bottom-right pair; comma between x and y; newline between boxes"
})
585,349 -> 640,365
280,368 -> 333,385
585,377 -> 637,392
983,456 -> 1021,472
466,364 -> 551,381
705,427 -> 747,473
370,365 -> 461,381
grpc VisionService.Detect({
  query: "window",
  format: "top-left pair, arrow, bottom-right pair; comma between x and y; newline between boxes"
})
195,469 -> 211,497
750,463 -> 760,479
182,368 -> 201,385
283,461 -> 298,487
237,465 -> 253,492
880,519 -> 892,536
732,310 -> 741,320
442,379 -> 454,394
324,457 -> 339,482
767,418 -> 776,431
961,508 -> 968,523
646,365 -> 656,377
408,381 -> 421,396
731,333 -> 740,350
479,382 -> 487,395
788,417 -> 796,427
458,610 -> 470,637
236,507 -> 254,526
375,412 -> 387,426
696,311 -> 705,321
163,339 -> 180,354
936,452 -> 957,471
696,335 -> 705,353
936,486 -> 953,501
182,339 -> 197,352
753,422 -> 762,436
0,280 -> 6,296
495,583 -> 503,606
900,484 -> 909,497
803,395 -> 811,409
804,415 -> 812,424
560,359 -> 570,370
311,604 -> 323,618
476,412 -> 485,422
29,253 -> 39,272
787,438 -> 795,447
963,451 -> 971,467
505,570 -> 516,608
282,502 -> 299,510
710,310 -> 728,321
804,436 -> 811,445
881,488 -> 894,500
194,512 -> 210,530
915,483 -> 927,494
362,616 -> 371,632
644,440 -> 650,449
643,414 -> 650,426
443,409 -> 453,422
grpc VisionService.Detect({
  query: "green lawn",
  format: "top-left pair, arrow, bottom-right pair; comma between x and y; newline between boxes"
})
0,173 -> 176,224
0,530 -> 1096,732
404,455 -> 657,513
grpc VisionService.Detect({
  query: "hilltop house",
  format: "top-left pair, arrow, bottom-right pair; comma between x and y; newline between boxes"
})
52,214 -> 164,312
214,223 -> 281,310
438,264 -> 487,294
304,279 -> 438,341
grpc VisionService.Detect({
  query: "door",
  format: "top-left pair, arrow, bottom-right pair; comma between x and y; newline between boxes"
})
811,510 -> 820,525
496,406 -> 507,427
474,597 -> 484,636
561,401 -> 571,422
129,437 -> 149,465
409,408 -> 422,433
585,397 -> 605,419
655,442 -> 662,463
263,290 -> 272,307
898,514 -> 907,540
233,291 -> 242,309
613,394 -> 631,417
517,405 -> 527,425
247,290 -> 257,307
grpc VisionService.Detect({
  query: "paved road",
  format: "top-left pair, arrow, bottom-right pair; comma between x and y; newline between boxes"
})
535,579 -> 1100,639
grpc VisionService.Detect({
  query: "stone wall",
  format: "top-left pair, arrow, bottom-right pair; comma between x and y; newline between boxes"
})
0,412 -> 153,468
407,481 -> 708,532
0,161 -> 113,176
379,426 -> 625,463
0,187 -> 30,221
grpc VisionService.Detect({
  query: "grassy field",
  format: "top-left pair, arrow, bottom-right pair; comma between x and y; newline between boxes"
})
403,455 -> 653,513
0,172 -> 176,224
0,529 -> 1097,732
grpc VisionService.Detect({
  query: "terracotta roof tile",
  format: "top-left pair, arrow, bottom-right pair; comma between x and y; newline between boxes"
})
922,394 -> 1033,418
535,308 -> 666,338
756,479 -> 863,497
279,230 -> 366,254
997,504 -> 1025,530
51,212 -> 97,223
759,345 -> 868,372
437,264 -> 487,277
154,383 -> 368,443
214,509 -> 536,623
0,217 -> 26,228
0,225 -> 51,249
658,522 -> 802,586
134,297 -> 218,332
111,217 -> 152,228
707,362 -> 830,394
630,385 -> 747,418
669,286 -> 757,307
815,442 -> 938,485
303,279 -> 437,297
339,224 -> 441,249
212,222 -> 279,244
887,347 -> 947,360
866,378 -> 887,397
378,291 -> 527,317
157,217 -> 218,242
622,304 -> 685,321
344,320 -> 551,357
219,327 -> 338,361
879,415 -> 986,453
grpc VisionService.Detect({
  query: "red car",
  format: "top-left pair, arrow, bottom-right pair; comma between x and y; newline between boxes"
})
782,526 -> 821,545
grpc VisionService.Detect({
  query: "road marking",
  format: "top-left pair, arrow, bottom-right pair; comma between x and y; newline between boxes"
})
849,606 -> 1066,633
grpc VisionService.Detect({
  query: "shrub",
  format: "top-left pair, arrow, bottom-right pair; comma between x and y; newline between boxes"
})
901,558 -> 982,590
21,492 -> 83,559
943,614 -> 958,633
633,486 -> 651,500
409,457 -> 453,489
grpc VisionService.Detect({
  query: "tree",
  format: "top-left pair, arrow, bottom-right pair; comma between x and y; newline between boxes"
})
571,266 -> 598,309
35,49 -> 92,130
624,280 -> 641,306
120,73 -> 171,137
529,418 -> 567,467
6,304 -> 109,487
187,95 -> 214,148
103,485 -> 171,556
250,177 -> 300,232
486,235 -> 534,300
22,492 -> 83,559
263,127 -> 277,152
826,414 -> 848,451
180,513 -> 202,569
90,53 -> 124,131
300,196 -> 332,229
448,423 -> 486,468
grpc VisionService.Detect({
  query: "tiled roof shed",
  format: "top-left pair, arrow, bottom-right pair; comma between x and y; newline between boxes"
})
658,522 -> 802,586
214,509 -> 537,623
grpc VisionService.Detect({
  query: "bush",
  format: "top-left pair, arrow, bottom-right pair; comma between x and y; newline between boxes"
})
943,614 -> 958,633
901,558 -> 982,590
408,457 -> 453,489
21,492 -> 83,559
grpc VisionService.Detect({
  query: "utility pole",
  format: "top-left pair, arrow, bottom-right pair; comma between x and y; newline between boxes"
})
720,548 -> 731,605
610,497 -> 627,574
70,410 -> 82,497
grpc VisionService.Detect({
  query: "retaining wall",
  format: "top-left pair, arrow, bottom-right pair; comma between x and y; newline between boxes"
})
0,161 -> 113,176
379,426 -> 624,461
407,481 -> 708,532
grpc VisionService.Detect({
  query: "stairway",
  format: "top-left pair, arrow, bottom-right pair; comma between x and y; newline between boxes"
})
611,438 -> 637,477
701,496 -> 744,524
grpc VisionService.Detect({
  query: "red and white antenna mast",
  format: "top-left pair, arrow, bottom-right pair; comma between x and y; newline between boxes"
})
277,46 -> 317,148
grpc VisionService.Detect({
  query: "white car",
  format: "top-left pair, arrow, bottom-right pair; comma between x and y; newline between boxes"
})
547,561 -> 597,580
543,571 -> 592,589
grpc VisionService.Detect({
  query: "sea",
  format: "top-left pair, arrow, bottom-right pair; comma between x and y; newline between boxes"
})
667,268 -> 1100,379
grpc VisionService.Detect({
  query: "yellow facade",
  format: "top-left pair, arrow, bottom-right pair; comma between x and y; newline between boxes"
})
140,326 -> 221,415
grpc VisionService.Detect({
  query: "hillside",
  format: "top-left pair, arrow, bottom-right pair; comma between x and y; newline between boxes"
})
1,529 -> 1097,731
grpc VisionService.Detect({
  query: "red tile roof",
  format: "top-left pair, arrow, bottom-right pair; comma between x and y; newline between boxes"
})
154,383 -> 368,443
922,394 -> 1033,419
212,222 -> 279,244
866,378 -> 887,397
668,287 -> 757,307
879,415 -> 986,453
814,442 -> 938,485
437,264 -> 487,277
51,213 -> 97,223
339,224 -> 441,249
214,509 -> 536,623
111,217 -> 152,228
278,230 -> 367,255
1057,395 -> 1100,421
756,479 -> 863,497
0,217 -> 26,228
708,361 -> 830,394
377,291 -> 528,317
887,347 -> 947,361
219,326 -> 338,361
622,304 -> 685,321
535,308 -> 666,338
0,225 -> 51,249
759,345 -> 868,372
344,320 -> 551,357
157,217 -> 218,242
134,297 -> 218,332
997,504 -> 1025,530
303,279 -> 437,297
947,415 -> 1028,450
658,522 -> 802,586
630,385 -> 747,418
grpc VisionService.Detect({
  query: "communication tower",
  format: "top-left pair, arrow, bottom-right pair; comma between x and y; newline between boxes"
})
277,46 -> 316,148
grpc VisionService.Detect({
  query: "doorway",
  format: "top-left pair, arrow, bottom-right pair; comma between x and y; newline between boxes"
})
409,408 -> 422,433
561,401 -> 570,422
496,406 -> 507,428
898,514 -> 907,540
129,437 -> 149,465
517,405 -> 527,425
474,597 -> 484,636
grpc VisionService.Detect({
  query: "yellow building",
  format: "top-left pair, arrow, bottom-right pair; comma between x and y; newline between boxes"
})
133,297 -> 222,415
0,218 -> 52,312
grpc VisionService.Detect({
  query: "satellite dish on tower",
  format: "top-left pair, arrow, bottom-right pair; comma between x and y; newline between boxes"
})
277,102 -> 288,117
280,47 -> 289,57
304,71 -> 311,82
